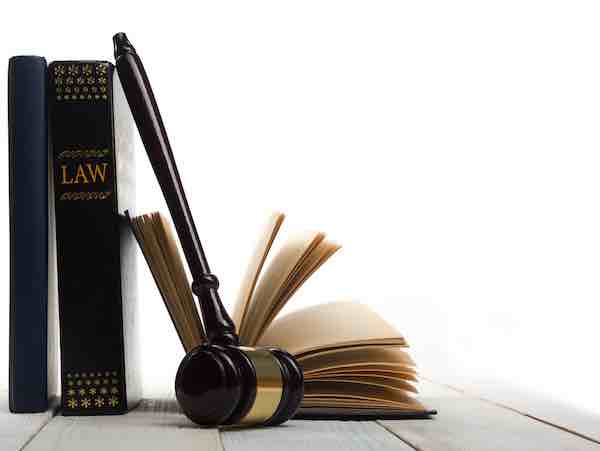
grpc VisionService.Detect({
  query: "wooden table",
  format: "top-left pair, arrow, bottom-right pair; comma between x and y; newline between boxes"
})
3,380 -> 599,450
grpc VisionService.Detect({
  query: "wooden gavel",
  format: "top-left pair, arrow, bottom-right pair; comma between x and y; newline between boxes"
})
113,32 -> 303,426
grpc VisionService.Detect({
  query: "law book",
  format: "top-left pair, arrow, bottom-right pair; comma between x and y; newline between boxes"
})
48,61 -> 141,415
8,56 -> 58,413
128,211 -> 435,419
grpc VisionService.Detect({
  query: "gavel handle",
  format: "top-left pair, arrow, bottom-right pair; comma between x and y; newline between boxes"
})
114,33 -> 238,346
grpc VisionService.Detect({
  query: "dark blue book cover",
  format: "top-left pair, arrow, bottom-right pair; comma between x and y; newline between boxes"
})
8,55 -> 50,413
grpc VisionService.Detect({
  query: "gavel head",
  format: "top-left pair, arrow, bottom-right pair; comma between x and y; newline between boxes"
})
175,344 -> 304,426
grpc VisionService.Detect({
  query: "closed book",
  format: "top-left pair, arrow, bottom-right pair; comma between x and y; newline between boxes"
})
48,61 -> 140,415
8,56 -> 54,413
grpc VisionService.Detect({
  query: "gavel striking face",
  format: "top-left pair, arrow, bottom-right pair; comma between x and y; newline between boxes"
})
114,33 -> 304,427
175,344 -> 304,426
174,282 -> 304,426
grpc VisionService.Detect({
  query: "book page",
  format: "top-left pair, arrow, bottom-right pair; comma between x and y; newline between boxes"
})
238,231 -> 325,344
311,368 -> 418,382
303,381 -> 423,409
257,301 -> 406,355
153,213 -> 205,342
300,346 -> 414,373
231,212 -> 284,330
263,239 -> 341,329
131,215 -> 189,348
130,212 -> 204,351
306,375 -> 418,393
301,399 -> 422,409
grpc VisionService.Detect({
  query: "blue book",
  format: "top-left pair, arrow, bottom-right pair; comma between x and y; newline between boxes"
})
8,56 -> 52,413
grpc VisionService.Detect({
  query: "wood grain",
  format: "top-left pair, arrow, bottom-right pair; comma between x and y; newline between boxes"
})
222,420 -> 413,451
6,381 -> 599,451
431,376 -> 600,445
380,381 -> 600,451
23,399 -> 223,451
0,390 -> 56,451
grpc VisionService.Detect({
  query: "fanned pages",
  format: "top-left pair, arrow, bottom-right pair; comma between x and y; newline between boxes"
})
242,236 -> 342,344
129,213 -> 204,351
239,231 -> 326,344
128,211 -> 432,417
299,346 -> 416,373
257,301 -> 406,356
231,212 -> 285,330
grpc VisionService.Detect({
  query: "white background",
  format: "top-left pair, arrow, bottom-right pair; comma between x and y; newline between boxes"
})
1,1 -> 599,414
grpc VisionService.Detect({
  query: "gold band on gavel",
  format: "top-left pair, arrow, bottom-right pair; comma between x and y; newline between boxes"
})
238,347 -> 283,425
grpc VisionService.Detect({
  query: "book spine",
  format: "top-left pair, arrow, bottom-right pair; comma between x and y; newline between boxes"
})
49,61 -> 138,415
8,56 -> 49,413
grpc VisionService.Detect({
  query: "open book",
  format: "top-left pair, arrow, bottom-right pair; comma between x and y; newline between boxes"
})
128,211 -> 433,419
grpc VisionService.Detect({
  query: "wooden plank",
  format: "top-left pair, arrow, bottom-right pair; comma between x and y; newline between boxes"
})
24,399 -> 223,451
380,381 -> 600,451
0,390 -> 56,451
222,420 -> 413,451
432,376 -> 600,444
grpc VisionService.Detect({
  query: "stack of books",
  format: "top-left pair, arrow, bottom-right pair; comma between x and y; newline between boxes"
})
8,44 -> 433,420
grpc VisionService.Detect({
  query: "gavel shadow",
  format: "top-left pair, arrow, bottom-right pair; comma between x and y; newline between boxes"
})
134,398 -> 199,429
144,398 -> 294,431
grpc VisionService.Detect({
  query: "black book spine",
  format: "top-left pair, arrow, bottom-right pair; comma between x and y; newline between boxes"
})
48,61 -> 140,415
8,56 -> 49,413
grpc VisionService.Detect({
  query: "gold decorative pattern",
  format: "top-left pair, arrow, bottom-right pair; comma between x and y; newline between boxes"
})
59,191 -> 113,201
67,64 -> 79,76
63,370 -> 122,411
52,63 -> 110,101
58,149 -> 110,160
54,65 -> 66,77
